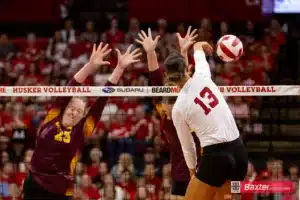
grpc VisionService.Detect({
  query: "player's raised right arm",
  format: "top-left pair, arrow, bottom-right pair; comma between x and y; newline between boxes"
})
193,42 -> 213,78
136,28 -> 163,86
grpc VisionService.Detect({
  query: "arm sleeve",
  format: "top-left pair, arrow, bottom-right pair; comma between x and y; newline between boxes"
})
83,81 -> 115,137
150,68 -> 164,87
194,50 -> 211,78
172,107 -> 197,169
150,68 -> 165,117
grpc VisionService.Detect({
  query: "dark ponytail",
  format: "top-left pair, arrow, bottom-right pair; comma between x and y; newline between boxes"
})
164,52 -> 186,83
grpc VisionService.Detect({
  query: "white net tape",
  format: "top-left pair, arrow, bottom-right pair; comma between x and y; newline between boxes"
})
0,85 -> 300,96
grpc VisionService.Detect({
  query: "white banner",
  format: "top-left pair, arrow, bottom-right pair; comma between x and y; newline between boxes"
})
0,85 -> 299,96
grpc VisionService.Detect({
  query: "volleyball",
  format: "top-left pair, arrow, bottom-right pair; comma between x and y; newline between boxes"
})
216,35 -> 243,62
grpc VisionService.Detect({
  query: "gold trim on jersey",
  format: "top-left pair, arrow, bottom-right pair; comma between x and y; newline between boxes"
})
83,116 -> 95,137
66,152 -> 80,196
43,108 -> 61,125
189,128 -> 195,133
155,104 -> 165,119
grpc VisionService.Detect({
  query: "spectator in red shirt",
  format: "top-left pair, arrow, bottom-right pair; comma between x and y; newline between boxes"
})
92,161 -> 109,189
80,174 -> 101,200
118,170 -> 136,199
125,18 -> 140,44
24,33 -> 41,61
260,159 -> 274,179
144,164 -> 161,199
24,63 -> 43,86
87,148 -> 102,179
132,105 -> 153,153
101,174 -> 125,199
15,162 -> 27,187
101,18 -> 125,46
10,53 -> 31,76
269,19 -> 286,46
1,162 -> 15,183
107,109 -> 133,166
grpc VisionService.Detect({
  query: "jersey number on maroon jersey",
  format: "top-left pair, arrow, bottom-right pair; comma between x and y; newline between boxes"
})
194,87 -> 219,115
54,122 -> 71,143
54,131 -> 71,143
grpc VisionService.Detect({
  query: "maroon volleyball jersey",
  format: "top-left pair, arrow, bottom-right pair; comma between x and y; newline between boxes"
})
30,78 -> 114,195
150,69 -> 201,182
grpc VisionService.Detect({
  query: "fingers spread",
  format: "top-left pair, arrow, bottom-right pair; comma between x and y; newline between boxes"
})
132,52 -> 142,59
135,39 -> 143,44
190,29 -> 198,37
138,33 -> 145,40
103,48 -> 112,57
97,42 -> 103,51
100,43 -> 109,53
191,34 -> 198,41
131,59 -> 140,64
131,48 -> 140,55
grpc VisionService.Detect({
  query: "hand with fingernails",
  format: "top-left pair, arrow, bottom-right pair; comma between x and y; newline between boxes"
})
115,44 -> 142,69
89,42 -> 112,67
177,26 -> 198,54
136,28 -> 160,53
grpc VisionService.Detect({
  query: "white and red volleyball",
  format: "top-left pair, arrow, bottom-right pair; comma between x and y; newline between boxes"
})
216,35 -> 243,62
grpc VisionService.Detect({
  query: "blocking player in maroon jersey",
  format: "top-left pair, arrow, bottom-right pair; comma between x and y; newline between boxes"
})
136,27 -> 201,199
22,43 -> 141,200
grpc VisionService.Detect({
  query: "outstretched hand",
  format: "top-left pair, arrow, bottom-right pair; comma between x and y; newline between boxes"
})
116,45 -> 142,69
89,42 -> 112,67
136,28 -> 160,53
177,26 -> 198,53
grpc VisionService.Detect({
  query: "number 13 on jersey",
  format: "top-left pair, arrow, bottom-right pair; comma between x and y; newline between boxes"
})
194,87 -> 219,115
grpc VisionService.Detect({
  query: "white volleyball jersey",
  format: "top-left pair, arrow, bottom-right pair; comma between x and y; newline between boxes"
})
172,50 -> 240,169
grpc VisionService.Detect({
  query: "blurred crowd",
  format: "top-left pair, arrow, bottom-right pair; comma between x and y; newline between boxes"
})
0,17 -> 295,200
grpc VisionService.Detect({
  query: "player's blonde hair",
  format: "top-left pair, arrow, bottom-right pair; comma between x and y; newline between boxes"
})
162,81 -> 178,104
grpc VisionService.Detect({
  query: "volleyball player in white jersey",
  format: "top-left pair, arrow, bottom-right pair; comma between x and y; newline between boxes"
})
167,42 -> 248,200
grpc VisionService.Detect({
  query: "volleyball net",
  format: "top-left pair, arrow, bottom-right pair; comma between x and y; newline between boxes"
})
0,85 -> 299,96
3,85 -> 300,197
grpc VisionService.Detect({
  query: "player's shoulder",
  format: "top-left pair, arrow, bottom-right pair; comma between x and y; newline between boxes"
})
174,81 -> 191,110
